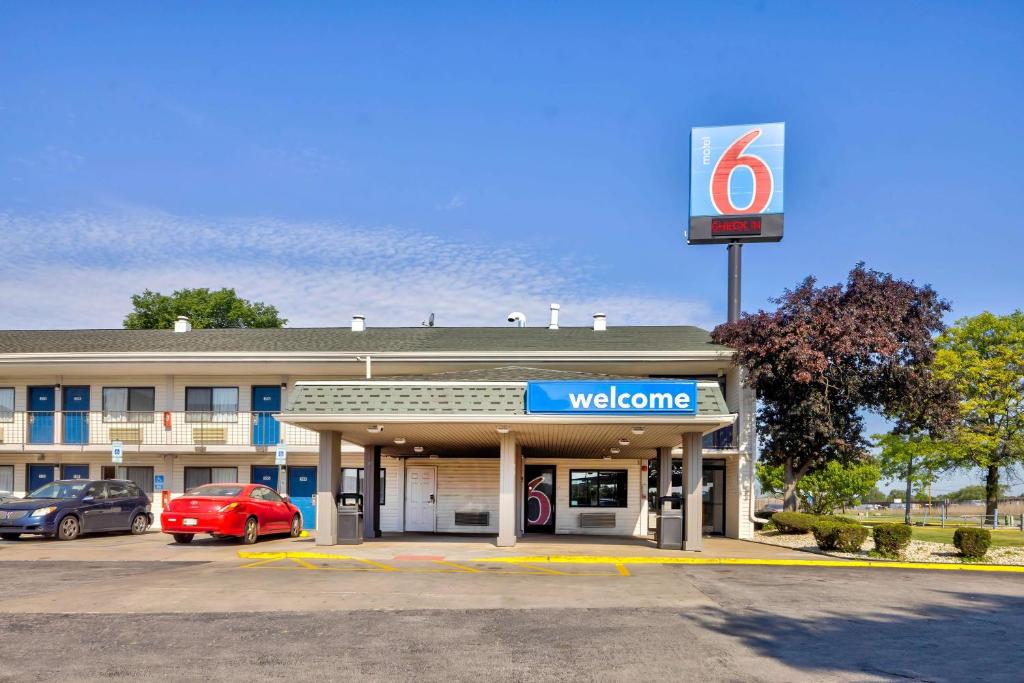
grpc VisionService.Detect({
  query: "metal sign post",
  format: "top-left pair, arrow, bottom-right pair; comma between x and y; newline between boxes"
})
727,242 -> 742,323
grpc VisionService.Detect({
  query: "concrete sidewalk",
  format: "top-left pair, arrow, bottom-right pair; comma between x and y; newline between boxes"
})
0,530 -> 811,563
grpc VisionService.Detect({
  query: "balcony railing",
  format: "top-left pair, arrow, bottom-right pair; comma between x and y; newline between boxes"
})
0,412 -> 318,448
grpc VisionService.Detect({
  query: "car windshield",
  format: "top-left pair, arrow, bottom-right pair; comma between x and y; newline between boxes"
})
186,485 -> 243,497
28,482 -> 89,499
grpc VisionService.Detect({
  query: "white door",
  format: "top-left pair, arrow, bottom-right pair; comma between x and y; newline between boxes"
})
405,466 -> 436,532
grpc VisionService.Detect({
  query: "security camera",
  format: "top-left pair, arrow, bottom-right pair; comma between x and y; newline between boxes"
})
507,311 -> 527,327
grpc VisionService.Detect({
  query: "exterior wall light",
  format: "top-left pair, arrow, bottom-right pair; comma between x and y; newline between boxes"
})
631,427 -> 645,435
496,426 -> 510,434
609,448 -> 620,454
394,437 -> 406,445
413,446 -> 424,453
618,439 -> 630,446
367,425 -> 384,434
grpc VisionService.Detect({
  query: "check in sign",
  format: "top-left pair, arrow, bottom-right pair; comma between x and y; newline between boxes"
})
526,381 -> 698,415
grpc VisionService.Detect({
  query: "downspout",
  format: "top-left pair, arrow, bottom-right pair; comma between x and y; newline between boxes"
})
356,356 -> 372,379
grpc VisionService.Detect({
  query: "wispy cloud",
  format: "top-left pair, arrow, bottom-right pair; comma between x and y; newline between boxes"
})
435,192 -> 466,211
0,208 -> 715,330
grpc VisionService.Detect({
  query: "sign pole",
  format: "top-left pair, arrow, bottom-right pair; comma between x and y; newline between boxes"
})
727,241 -> 742,323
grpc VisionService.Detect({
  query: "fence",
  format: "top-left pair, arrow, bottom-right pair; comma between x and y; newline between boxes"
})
0,411 -> 319,448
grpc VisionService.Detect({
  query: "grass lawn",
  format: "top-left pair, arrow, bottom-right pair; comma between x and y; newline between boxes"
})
860,522 -> 1024,548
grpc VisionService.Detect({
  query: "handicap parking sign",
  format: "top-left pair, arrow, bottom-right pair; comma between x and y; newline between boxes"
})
111,441 -> 124,463
275,446 -> 287,465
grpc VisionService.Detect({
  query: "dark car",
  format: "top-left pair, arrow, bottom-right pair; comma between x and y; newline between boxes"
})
0,479 -> 153,541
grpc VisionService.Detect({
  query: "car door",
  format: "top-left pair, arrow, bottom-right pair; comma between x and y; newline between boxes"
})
248,486 -> 283,532
262,487 -> 293,532
79,482 -> 114,532
104,481 -> 133,530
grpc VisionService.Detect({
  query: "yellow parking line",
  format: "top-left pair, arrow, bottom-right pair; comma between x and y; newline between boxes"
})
239,557 -> 282,569
504,562 -> 568,575
614,563 -> 630,577
353,558 -> 399,572
238,551 -> 353,561
483,555 -> 1024,573
291,557 -> 319,570
433,560 -> 480,573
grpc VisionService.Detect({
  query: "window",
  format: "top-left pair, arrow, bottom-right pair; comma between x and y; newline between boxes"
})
102,387 -> 155,422
250,486 -> 284,503
184,466 -> 238,491
113,466 -> 155,494
0,388 -> 13,422
340,467 -> 386,506
0,465 -> 13,494
569,470 -> 628,508
185,387 -> 239,422
107,481 -> 130,499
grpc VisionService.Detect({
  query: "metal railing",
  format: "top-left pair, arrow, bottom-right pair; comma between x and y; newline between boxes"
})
0,412 -> 319,448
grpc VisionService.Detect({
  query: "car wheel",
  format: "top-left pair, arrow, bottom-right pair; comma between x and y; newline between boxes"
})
0,533 -> 20,541
57,515 -> 81,541
241,517 -> 259,545
289,514 -> 301,538
172,533 -> 194,544
129,513 -> 149,535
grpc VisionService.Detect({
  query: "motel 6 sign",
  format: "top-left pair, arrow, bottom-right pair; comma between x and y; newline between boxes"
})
688,122 -> 785,244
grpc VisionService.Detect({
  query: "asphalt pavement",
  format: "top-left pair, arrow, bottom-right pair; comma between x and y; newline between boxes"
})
0,554 -> 1021,682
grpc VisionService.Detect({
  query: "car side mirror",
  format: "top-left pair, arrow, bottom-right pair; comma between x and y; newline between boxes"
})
82,496 -> 94,502
280,494 -> 290,502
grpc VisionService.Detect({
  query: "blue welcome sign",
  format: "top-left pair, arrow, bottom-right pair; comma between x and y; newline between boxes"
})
526,381 -> 698,415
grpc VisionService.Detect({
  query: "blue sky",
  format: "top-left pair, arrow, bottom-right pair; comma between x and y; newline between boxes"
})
2,2 -> 1022,493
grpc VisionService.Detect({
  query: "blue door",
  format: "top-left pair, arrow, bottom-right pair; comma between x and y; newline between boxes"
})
251,466 -> 280,491
27,464 -> 55,494
252,387 -> 282,446
62,464 -> 90,480
29,387 -> 55,444
287,466 -> 317,529
62,386 -> 90,445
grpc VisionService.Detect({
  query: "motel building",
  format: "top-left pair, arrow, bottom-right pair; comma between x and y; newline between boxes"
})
0,308 -> 755,550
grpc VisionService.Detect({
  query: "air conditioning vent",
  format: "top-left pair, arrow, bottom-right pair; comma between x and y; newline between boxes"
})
454,511 -> 490,526
578,512 -> 616,528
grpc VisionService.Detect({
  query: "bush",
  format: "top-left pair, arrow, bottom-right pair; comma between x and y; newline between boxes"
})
812,520 -> 870,552
953,527 -> 991,559
772,512 -> 819,534
872,523 -> 913,558
828,516 -> 860,525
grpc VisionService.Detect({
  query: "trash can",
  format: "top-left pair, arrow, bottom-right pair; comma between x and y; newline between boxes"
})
656,495 -> 683,550
337,492 -> 363,545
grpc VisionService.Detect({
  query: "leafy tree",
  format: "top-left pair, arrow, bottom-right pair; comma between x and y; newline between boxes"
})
123,288 -> 287,329
713,264 -> 951,510
758,460 -> 881,514
934,312 -> 1024,519
874,432 -> 950,524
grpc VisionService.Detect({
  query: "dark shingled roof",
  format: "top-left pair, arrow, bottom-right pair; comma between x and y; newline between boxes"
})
0,326 -> 729,355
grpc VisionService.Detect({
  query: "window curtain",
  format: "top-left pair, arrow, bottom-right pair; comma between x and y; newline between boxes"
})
0,465 -> 13,494
212,388 -> 238,422
211,467 -> 238,484
0,388 -> 14,421
103,388 -> 128,422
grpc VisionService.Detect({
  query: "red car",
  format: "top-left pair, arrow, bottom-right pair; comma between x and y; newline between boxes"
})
160,483 -> 302,544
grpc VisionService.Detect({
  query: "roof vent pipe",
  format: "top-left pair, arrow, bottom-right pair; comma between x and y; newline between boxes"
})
351,315 -> 366,332
548,303 -> 560,330
174,316 -> 192,333
593,313 -> 607,331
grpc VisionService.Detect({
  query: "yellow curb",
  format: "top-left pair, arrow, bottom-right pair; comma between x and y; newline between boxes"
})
238,550 -> 353,561
483,555 -> 1024,573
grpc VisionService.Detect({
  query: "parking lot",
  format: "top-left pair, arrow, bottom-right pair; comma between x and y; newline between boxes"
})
2,532 -> 1023,681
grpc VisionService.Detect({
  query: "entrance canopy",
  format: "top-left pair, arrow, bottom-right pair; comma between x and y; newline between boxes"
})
277,366 -> 735,458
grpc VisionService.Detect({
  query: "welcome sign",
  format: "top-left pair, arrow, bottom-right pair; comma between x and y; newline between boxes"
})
526,381 -> 698,415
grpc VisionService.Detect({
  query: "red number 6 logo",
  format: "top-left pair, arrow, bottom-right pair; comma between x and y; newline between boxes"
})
710,129 -> 774,215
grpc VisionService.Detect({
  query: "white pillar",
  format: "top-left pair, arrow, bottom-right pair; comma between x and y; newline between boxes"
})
683,432 -> 704,551
316,430 -> 342,546
514,445 -> 524,538
497,432 -> 517,546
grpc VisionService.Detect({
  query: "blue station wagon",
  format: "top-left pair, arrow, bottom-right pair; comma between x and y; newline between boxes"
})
0,479 -> 153,541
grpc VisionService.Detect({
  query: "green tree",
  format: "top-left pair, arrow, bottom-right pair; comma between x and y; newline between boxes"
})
874,432 -> 949,524
713,264 -> 951,510
934,312 -> 1024,520
758,460 -> 881,514
945,484 -> 1008,503
123,288 -> 287,330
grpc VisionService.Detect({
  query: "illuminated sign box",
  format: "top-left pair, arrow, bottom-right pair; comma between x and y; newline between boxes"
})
688,122 -> 784,245
526,381 -> 698,415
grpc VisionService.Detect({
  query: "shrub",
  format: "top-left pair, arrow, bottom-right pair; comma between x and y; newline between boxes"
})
812,520 -> 869,552
828,516 -> 859,525
772,511 -> 819,534
953,527 -> 991,559
872,523 -> 913,558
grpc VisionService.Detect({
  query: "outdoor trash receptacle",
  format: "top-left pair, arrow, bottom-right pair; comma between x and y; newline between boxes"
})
657,495 -> 683,550
338,492 -> 363,545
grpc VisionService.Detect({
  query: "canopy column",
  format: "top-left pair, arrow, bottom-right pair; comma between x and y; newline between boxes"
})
363,445 -> 382,538
682,432 -> 703,551
316,430 -> 342,545
497,431 -> 517,547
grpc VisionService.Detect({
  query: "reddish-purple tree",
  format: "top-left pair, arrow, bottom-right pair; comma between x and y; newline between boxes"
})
712,264 -> 955,511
